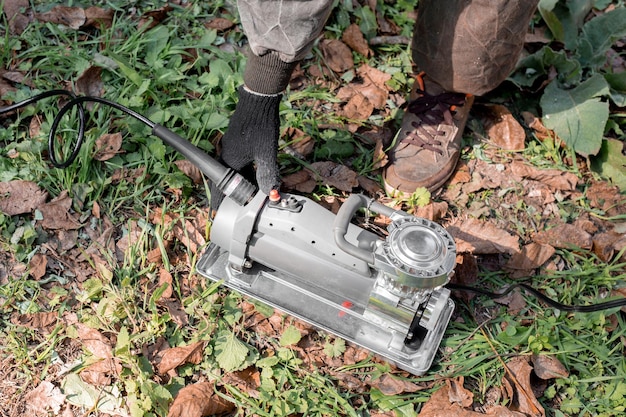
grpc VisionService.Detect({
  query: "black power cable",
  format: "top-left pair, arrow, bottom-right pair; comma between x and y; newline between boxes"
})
2,90 -> 626,313
448,282 -> 626,313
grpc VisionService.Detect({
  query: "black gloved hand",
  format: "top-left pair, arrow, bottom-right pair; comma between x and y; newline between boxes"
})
210,86 -> 282,213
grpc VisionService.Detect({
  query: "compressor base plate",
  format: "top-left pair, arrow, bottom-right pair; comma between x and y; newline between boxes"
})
196,243 -> 454,375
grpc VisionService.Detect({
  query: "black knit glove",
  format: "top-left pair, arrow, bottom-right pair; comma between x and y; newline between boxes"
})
210,86 -> 282,212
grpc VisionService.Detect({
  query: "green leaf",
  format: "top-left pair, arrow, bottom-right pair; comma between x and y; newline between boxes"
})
323,338 -> 346,358
354,5 -> 377,40
540,74 -> 610,156
510,46 -> 581,88
604,72 -> 626,107
214,330 -> 250,372
578,8 -> 626,68
590,139 -> 626,191
62,374 -> 125,414
279,325 -> 302,347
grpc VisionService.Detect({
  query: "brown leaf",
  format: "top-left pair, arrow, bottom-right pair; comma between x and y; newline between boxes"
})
167,382 -> 235,417
413,201 -> 449,222
342,23 -> 372,57
503,356 -> 545,417
75,66 -> 103,98
282,170 -> 317,193
222,366 -> 261,397
418,379 -> 525,417
162,299 -> 189,327
157,268 -> 173,300
37,191 -> 82,230
80,358 -> 122,386
448,218 -> 520,255
174,160 -> 203,184
284,127 -> 315,158
138,6 -> 173,31
3,0 -> 31,34
357,175 -> 383,195
29,253 -> 47,280
372,136 -> 388,170
448,161 -> 471,185
29,115 -> 42,139
495,288 -> 527,315
592,231 -> 626,262
307,161 -> 359,192
531,354 -> 569,380
158,341 -> 205,375
0,180 -> 48,215
320,38 -> 354,73
510,161 -> 578,191
482,104 -> 526,151
342,93 -> 375,120
447,377 -> 473,407
505,242 -> 555,270
368,374 -> 425,396
11,311 -> 57,332
94,132 -> 123,161
24,381 -> 65,416
533,223 -> 592,250
36,6 -> 86,30
205,17 -> 235,31
84,6 -> 114,29
76,323 -> 113,359
451,253 -> 479,302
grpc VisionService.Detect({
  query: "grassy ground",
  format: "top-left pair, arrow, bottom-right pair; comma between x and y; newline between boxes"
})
1,1 -> 626,416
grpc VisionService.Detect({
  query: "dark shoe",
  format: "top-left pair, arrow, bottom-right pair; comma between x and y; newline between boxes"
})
383,72 -> 473,196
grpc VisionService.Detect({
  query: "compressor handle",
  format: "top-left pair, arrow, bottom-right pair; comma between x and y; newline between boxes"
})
333,194 -> 398,264
152,124 -> 256,206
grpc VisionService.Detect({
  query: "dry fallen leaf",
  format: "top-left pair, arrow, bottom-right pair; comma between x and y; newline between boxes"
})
418,378 -> 525,417
37,190 -> 83,230
222,366 -> 261,397
592,231 -> 626,262
0,180 -> 48,216
482,104 -> 526,151
282,170 -> 317,193
532,223 -> 593,250
76,66 -> 104,98
368,374 -> 424,396
157,341 -> 206,375
84,6 -> 114,29
174,159 -> 203,184
29,253 -> 48,280
531,354 -> 569,380
94,132 -> 123,161
3,0 -> 31,34
342,23 -> 372,57
510,161 -> 578,192
320,38 -> 354,73
205,17 -> 235,31
167,382 -> 235,417
448,218 -> 520,255
24,381 -> 65,416
76,323 -> 113,359
413,201 -> 449,222
36,6 -> 86,29
505,242 -> 555,270
11,311 -> 57,332
156,268 -> 174,299
307,161 -> 359,192
342,93 -> 375,120
80,358 -> 123,386
138,5 -> 173,30
284,127 -> 315,158
503,356 -> 545,417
